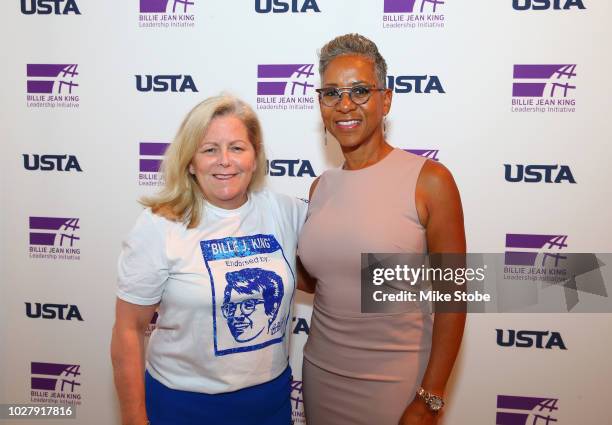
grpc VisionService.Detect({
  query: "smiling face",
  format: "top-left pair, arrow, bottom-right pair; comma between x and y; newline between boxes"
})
319,55 -> 392,151
190,115 -> 257,210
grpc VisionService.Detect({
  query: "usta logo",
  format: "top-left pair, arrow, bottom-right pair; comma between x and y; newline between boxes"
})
387,75 -> 445,94
292,317 -> 310,334
496,329 -> 567,349
512,0 -> 585,10
25,302 -> 84,321
504,164 -> 576,183
255,0 -> 320,13
267,160 -> 316,177
21,0 -> 80,14
23,154 -> 82,172
135,75 -> 198,92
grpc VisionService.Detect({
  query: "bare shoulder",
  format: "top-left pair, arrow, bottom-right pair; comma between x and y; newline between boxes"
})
309,176 -> 321,201
415,160 -> 463,229
416,160 -> 458,195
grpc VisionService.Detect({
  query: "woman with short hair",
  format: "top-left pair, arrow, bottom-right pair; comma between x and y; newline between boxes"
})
111,95 -> 305,425
298,34 -> 467,425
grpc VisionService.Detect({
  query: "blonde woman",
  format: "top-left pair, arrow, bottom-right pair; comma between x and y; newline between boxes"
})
111,96 -> 306,425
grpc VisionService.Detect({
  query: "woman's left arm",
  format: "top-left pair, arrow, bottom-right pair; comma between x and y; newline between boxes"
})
399,160 -> 467,425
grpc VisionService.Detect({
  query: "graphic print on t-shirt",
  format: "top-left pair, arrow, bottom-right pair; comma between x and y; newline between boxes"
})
200,234 -> 294,356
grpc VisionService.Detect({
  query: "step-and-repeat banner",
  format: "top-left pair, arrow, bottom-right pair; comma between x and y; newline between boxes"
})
2,1 -> 611,424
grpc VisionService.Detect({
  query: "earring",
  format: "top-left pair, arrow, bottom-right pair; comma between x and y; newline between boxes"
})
324,127 -> 328,146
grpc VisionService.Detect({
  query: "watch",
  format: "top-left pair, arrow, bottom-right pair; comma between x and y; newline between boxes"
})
416,387 -> 445,412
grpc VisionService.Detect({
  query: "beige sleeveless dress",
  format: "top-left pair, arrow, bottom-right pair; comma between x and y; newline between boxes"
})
298,149 -> 433,425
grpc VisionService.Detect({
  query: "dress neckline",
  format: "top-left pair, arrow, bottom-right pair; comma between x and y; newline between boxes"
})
339,148 -> 398,174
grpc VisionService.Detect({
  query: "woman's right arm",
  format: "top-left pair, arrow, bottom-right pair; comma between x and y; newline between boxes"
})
111,298 -> 158,425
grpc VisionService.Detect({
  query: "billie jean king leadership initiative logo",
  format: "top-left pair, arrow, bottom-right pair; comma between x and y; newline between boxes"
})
31,362 -> 82,406
512,64 -> 577,113
505,233 -> 568,283
139,142 -> 169,186
383,0 -> 445,29
496,395 -> 559,425
29,217 -> 80,260
200,234 -> 293,356
505,233 -> 568,272
26,64 -> 79,108
139,0 -> 195,28
257,64 -> 315,111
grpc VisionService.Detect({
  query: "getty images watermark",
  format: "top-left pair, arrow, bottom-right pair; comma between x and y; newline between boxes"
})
361,253 -> 611,313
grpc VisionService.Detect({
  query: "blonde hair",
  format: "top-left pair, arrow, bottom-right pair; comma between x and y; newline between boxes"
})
141,95 -> 267,228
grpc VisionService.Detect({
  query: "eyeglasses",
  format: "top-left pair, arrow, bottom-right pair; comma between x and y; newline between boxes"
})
221,299 -> 264,318
315,85 -> 386,107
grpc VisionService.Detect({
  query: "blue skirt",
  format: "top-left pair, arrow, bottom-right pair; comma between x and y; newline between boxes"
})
145,367 -> 292,425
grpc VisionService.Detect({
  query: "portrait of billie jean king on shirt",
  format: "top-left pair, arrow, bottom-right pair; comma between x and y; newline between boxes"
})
200,234 -> 294,356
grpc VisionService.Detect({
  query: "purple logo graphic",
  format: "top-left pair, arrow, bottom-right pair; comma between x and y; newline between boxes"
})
139,0 -> 195,28
505,234 -> 568,267
26,64 -> 79,108
502,235 -> 599,311
140,142 -> 168,172
140,0 -> 193,13
27,64 -> 78,94
30,362 -> 82,405
257,64 -> 315,111
257,65 -> 314,96
139,142 -> 169,187
512,65 -> 577,113
384,0 -> 444,13
29,217 -> 80,260
404,149 -> 440,161
513,65 -> 576,98
291,380 -> 306,424
383,0 -> 445,29
496,395 -> 559,425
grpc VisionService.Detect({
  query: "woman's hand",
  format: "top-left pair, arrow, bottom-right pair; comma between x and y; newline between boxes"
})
398,399 -> 438,425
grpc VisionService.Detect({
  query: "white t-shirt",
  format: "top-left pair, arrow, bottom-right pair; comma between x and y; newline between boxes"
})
117,190 -> 307,394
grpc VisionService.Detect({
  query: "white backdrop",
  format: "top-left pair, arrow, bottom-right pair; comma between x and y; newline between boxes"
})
2,1 -> 612,424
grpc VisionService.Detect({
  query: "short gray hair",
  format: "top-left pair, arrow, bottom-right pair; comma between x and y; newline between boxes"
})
318,33 -> 388,88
